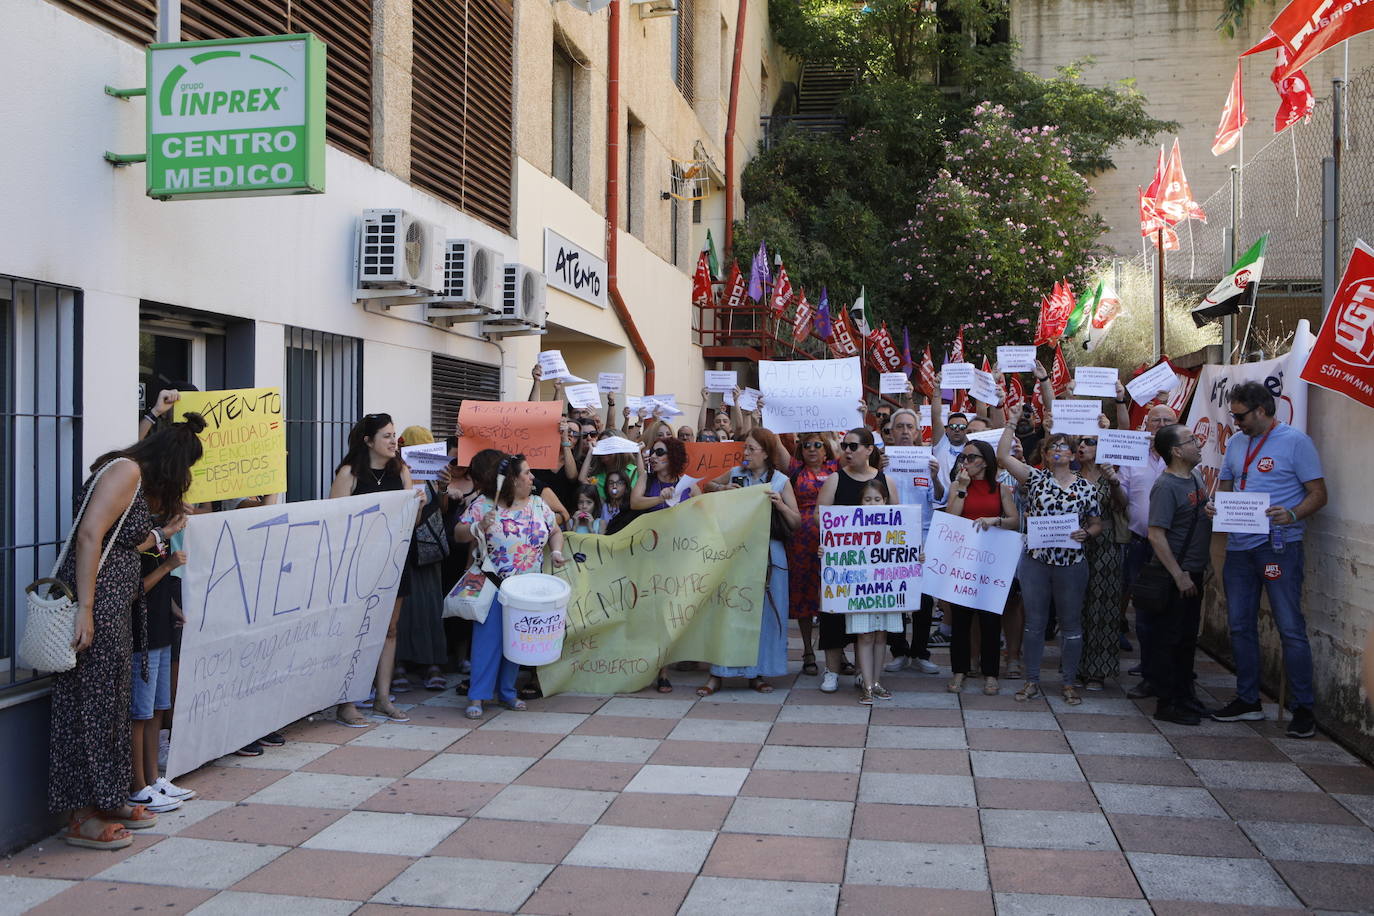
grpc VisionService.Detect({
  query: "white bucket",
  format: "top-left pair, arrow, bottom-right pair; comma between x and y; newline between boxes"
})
499,573 -> 572,665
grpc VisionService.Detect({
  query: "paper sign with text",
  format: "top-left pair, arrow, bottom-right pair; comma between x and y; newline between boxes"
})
457,401 -> 564,470
1126,360 -> 1182,404
597,372 -> 624,393
683,441 -> 745,479
538,350 -> 584,382
1027,514 -> 1082,550
920,405 -> 932,427
880,373 -> 909,394
759,357 -> 862,433
885,445 -> 932,474
970,368 -> 1002,405
819,505 -> 924,614
174,387 -> 287,503
940,363 -> 975,389
1074,367 -> 1119,399
167,490 -> 419,778
996,346 -> 1037,374
538,487 -> 771,695
965,428 -> 1006,446
1096,429 -> 1152,466
1213,491 -> 1271,534
565,383 -> 602,410
921,513 -> 1020,614
1050,400 -> 1103,435
592,436 -> 642,456
401,442 -> 450,481
705,370 -> 738,392
724,387 -> 761,411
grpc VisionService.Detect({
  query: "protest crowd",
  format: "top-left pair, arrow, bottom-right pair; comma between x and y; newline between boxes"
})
37,346 -> 1328,854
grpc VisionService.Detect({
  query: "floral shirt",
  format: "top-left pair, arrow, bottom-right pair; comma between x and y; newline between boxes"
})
1023,468 -> 1100,567
461,494 -> 557,578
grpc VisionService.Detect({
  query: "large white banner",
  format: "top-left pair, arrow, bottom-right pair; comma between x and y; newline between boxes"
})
921,513 -> 1021,614
1183,320 -> 1314,492
167,490 -> 420,778
759,357 -> 863,433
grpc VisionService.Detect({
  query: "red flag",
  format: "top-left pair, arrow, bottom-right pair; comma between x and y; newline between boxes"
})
769,263 -> 794,319
1050,343 -> 1071,397
951,390 -> 968,414
1212,62 -> 1248,156
1242,30 -> 1283,56
830,306 -> 860,357
1269,0 -> 1374,80
1273,47 -> 1315,132
1037,283 -> 1077,344
1030,378 -> 1045,427
918,345 -> 937,398
1034,295 -> 1054,346
1157,139 -> 1207,225
867,325 -> 903,374
1300,242 -> 1374,409
1143,146 -> 1166,208
722,263 -> 748,309
1005,375 -> 1025,417
691,250 -> 714,309
792,290 -> 813,342
950,326 -> 965,364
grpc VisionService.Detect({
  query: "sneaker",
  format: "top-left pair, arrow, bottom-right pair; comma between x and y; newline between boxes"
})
1286,706 -> 1317,738
1154,703 -> 1201,726
927,631 -> 949,647
914,657 -> 940,674
235,742 -> 265,757
128,785 -> 182,813
258,731 -> 286,747
1211,698 -> 1265,722
882,656 -> 911,673
819,669 -> 839,694
152,776 -> 197,801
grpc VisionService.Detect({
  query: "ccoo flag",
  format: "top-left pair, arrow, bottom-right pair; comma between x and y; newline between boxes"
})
1212,62 -> 1248,156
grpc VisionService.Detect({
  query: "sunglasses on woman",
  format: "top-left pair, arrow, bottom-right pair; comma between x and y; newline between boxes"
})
1079,438 -> 1097,446
801,441 -> 825,449
651,448 -> 668,457
839,442 -> 862,451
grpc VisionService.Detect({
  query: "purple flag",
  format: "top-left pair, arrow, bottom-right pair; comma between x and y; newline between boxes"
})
901,327 -> 913,378
747,241 -> 769,303
940,349 -> 953,402
814,287 -> 833,340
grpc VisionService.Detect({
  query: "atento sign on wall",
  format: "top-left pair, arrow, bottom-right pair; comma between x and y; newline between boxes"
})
147,34 -> 326,200
544,228 -> 608,308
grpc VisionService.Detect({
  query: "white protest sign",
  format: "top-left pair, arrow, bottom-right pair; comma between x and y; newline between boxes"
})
885,445 -> 932,473
1126,360 -> 1181,404
538,350 -> 582,382
598,372 -> 624,393
644,394 -> 684,418
625,395 -> 643,414
1096,429 -> 1152,466
1027,513 -> 1082,550
401,442 -> 450,481
940,363 -> 975,389
565,383 -> 602,410
1213,491 -> 1270,534
920,405 -> 932,428
970,368 -> 1002,405
880,373 -> 909,395
921,513 -> 1020,614
704,370 -> 738,393
996,346 -> 1038,373
592,436 -> 642,456
759,357 -> 863,433
966,428 -> 1005,446
167,490 -> 419,779
1074,366 -> 1119,399
723,387 -> 760,411
820,505 -> 924,614
1050,399 -> 1103,435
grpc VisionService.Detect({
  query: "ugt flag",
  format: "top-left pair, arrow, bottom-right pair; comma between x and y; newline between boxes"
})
1300,240 -> 1374,410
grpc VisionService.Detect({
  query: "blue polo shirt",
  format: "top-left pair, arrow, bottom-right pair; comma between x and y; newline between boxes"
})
1219,422 -> 1323,550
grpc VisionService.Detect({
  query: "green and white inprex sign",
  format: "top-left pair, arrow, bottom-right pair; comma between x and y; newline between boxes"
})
147,33 -> 326,200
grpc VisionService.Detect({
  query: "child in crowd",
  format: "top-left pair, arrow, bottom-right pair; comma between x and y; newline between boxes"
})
601,470 -> 631,528
567,484 -> 604,534
859,479 -> 888,506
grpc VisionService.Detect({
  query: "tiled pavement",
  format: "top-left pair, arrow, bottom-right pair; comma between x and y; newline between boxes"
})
6,631 -> 1374,915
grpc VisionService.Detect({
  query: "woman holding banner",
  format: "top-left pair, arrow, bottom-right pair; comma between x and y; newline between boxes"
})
330,413 -> 419,727
786,432 -> 838,676
699,428 -> 800,695
997,405 -> 1102,706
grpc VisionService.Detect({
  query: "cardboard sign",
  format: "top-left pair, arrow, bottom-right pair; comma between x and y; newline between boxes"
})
759,357 -> 862,433
683,441 -> 745,480
1027,514 -> 1082,550
885,445 -> 932,474
820,505 -> 924,614
1049,399 -> 1103,435
996,346 -> 1038,374
174,387 -> 286,503
1213,491 -> 1270,534
565,383 -> 602,410
1126,360 -> 1182,404
598,372 -> 624,393
880,373 -> 910,395
167,490 -> 419,778
940,363 -> 976,389
921,513 -> 1020,614
1074,366 -> 1120,399
456,401 -> 564,470
1300,242 -> 1374,410
401,442 -> 450,481
705,370 -> 738,393
1096,429 -> 1152,466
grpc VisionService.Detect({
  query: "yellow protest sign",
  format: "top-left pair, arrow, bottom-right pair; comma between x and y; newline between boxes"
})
174,387 -> 287,503
537,487 -> 771,695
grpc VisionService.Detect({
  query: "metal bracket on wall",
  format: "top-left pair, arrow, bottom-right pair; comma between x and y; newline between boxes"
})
105,85 -> 147,100
104,152 -> 147,167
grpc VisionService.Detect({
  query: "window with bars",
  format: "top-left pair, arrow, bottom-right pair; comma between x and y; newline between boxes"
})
671,0 -> 695,106
411,0 -> 514,232
45,0 -> 373,160
431,354 -> 501,440
284,327 -> 362,503
1,276 -> 82,691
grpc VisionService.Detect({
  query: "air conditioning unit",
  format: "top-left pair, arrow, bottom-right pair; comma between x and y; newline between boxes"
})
426,239 -> 505,325
489,264 -> 547,328
356,209 -> 445,295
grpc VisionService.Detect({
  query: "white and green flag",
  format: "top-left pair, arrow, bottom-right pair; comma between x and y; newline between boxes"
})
1193,235 -> 1267,327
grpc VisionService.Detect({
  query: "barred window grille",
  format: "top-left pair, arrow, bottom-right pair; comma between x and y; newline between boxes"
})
671,0 -> 695,106
285,327 -> 362,503
1,276 -> 82,690
431,354 -> 501,439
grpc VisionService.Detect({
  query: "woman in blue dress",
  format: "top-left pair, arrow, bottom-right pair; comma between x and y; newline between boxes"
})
699,427 -> 801,694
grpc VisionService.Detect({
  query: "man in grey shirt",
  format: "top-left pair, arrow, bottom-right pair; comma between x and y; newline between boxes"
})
1144,424 -> 1212,726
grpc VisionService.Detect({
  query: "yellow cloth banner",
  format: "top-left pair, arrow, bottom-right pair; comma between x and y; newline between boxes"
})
537,487 -> 771,696
174,388 -> 287,503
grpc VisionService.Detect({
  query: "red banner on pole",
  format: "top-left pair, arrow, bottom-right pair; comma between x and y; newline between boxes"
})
1300,243 -> 1374,410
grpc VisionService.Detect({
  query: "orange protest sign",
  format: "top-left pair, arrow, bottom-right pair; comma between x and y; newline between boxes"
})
457,401 -> 564,469
683,441 -> 744,480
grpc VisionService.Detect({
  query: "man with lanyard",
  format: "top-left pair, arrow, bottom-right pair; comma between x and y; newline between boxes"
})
1210,381 -> 1326,737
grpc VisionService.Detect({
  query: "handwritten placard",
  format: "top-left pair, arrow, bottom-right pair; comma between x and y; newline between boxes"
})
402,442 -> 450,481
921,513 -> 1020,614
705,370 -> 738,393
997,346 -> 1037,373
1213,491 -> 1270,534
880,373 -> 909,395
970,368 -> 1002,406
1050,399 -> 1103,435
723,387 -> 761,411
759,357 -> 862,433
1027,514 -> 1082,550
167,490 -> 419,778
820,505 -> 924,614
940,363 -> 976,389
457,401 -> 564,469
885,445 -> 932,474
598,372 -> 624,393
683,441 -> 745,479
1126,360 -> 1181,404
174,387 -> 286,503
565,383 -> 602,410
1096,429 -> 1152,466
1074,366 -> 1119,399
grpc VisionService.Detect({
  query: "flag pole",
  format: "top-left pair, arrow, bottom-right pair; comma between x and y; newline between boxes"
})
1225,164 -> 1239,363
1155,227 -> 1166,361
